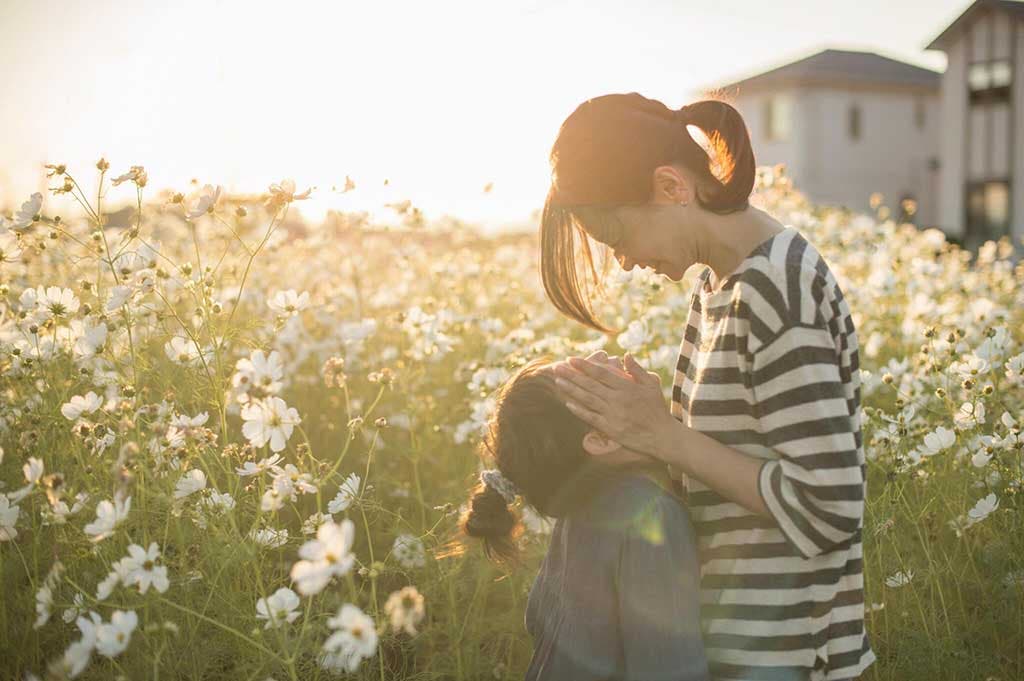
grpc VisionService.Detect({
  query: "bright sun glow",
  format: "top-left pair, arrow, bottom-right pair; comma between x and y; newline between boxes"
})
0,0 -> 949,230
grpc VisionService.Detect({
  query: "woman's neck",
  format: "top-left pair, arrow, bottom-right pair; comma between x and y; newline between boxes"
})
700,205 -> 786,288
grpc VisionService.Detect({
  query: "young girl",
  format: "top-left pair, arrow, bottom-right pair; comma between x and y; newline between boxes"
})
455,353 -> 710,681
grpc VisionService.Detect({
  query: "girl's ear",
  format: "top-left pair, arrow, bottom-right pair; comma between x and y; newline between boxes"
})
582,430 -> 621,457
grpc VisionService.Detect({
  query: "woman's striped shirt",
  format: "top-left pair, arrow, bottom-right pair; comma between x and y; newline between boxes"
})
670,225 -> 876,681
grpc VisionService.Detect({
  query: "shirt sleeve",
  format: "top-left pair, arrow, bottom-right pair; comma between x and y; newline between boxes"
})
749,318 -> 866,560
616,495 -> 710,681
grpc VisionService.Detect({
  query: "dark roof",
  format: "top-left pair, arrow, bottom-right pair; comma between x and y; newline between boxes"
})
703,49 -> 942,95
926,0 -> 1024,50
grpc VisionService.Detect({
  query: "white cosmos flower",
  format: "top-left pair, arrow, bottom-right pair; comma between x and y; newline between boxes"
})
920,427 -> 955,457
269,463 -> 317,496
248,527 -> 289,548
185,184 -> 222,219
105,285 -> 132,312
124,542 -> 170,594
235,454 -> 283,477
241,397 -> 301,452
0,494 -> 18,540
24,285 -> 80,321
950,354 -> 990,381
110,165 -> 147,187
33,584 -> 54,629
255,587 -> 301,629
57,611 -> 102,678
95,609 -> 138,658
1005,353 -> 1024,384
61,392 -> 103,421
24,456 -> 44,484
72,320 -> 108,357
327,473 -> 361,514
201,488 -> 236,512
8,465 -> 39,504
391,534 -> 426,569
96,556 -> 136,600
173,469 -> 207,499
954,401 -> 985,430
268,289 -> 310,316
290,519 -> 356,596
261,487 -> 286,513
11,192 -> 42,230
83,495 -> 131,542
321,603 -> 378,673
301,511 -> 334,535
266,178 -> 312,207
62,593 -> 87,624
616,319 -> 650,353
884,570 -> 914,588
971,446 -> 993,468
0,231 -> 23,263
384,586 -> 425,635
233,349 -> 284,398
967,493 -> 999,523
164,336 -> 211,366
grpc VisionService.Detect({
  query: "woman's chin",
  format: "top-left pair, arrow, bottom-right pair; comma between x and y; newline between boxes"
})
657,266 -> 684,281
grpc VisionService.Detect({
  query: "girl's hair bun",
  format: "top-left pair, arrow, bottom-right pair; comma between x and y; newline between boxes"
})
460,483 -> 521,565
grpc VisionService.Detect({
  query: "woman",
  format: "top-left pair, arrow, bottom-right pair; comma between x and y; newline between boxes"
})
452,354 -> 710,681
540,93 -> 875,681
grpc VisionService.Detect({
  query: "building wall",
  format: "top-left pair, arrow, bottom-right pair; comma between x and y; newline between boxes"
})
1015,17 -> 1024,245
733,88 -> 808,185
734,86 -> 939,226
937,37 -> 969,237
800,87 -> 940,226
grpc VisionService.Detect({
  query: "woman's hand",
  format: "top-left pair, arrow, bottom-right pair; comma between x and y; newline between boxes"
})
551,352 -> 679,458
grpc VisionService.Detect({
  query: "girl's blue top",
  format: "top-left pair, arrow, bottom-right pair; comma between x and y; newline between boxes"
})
524,470 -> 710,681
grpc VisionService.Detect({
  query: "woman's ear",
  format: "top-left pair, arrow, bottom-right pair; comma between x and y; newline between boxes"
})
582,430 -> 622,457
654,165 -> 691,205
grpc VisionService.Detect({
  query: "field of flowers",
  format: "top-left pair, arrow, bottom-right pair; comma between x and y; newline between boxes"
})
0,161 -> 1022,681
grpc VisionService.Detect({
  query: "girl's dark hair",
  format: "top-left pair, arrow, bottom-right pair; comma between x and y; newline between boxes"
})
446,356 -> 618,567
541,92 -> 756,333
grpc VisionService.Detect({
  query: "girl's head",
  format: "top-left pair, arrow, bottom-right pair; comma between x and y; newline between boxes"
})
456,355 -> 649,565
541,92 -> 756,332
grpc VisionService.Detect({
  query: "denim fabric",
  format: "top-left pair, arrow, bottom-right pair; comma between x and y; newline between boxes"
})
524,469 -> 710,681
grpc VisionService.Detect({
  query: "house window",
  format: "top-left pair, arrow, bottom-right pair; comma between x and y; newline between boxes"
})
764,95 -> 791,142
965,180 -> 1011,249
969,59 -> 1012,103
914,97 -> 926,130
848,104 -> 861,140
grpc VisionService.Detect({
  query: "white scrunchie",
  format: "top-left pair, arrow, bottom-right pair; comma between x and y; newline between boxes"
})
480,468 -> 519,505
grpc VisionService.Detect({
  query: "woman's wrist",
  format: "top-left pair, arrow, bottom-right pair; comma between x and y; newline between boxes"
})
650,414 -> 691,473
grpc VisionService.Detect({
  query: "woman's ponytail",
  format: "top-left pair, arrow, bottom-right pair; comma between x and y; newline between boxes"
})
677,98 -> 756,214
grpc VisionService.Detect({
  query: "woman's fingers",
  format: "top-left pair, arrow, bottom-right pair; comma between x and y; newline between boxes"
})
565,356 -> 635,388
564,399 -> 607,432
553,361 -> 613,398
554,375 -> 608,413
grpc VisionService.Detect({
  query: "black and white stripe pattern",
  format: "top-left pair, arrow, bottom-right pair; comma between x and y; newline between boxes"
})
671,226 -> 876,681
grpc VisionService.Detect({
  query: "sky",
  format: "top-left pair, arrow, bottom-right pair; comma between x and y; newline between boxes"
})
0,0 -> 973,229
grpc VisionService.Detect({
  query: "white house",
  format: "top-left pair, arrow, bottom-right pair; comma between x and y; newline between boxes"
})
701,49 -> 943,228
926,0 -> 1024,252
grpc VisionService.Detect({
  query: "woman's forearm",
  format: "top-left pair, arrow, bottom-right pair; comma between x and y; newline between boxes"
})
653,417 -> 772,519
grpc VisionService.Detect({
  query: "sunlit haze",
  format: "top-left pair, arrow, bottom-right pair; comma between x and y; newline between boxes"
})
1,0 -> 961,230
